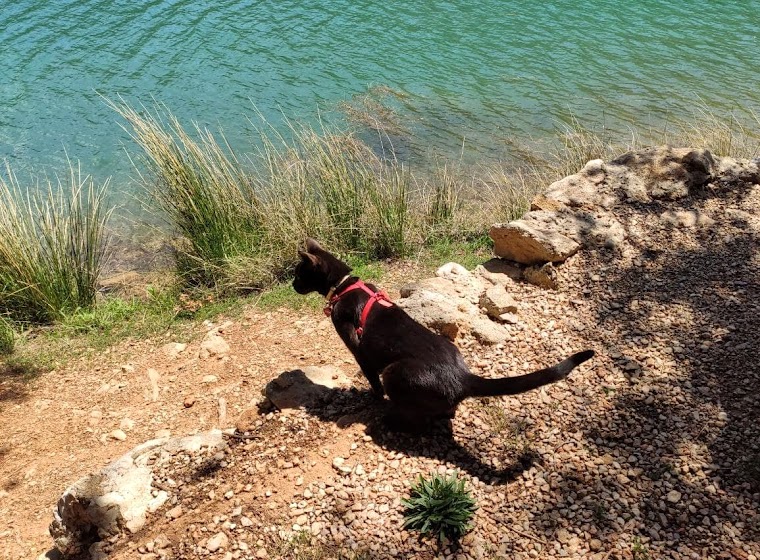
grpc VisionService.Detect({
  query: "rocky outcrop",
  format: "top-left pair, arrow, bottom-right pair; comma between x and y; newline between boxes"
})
398,262 -> 522,344
489,147 -> 756,267
50,432 -> 225,558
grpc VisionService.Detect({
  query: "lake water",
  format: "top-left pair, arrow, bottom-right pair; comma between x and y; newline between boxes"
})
2,0 -> 759,196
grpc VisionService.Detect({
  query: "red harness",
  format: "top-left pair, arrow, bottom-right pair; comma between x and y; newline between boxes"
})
323,280 -> 394,337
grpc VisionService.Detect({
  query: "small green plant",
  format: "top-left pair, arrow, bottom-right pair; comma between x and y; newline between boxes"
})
0,317 -> 15,355
632,536 -> 651,560
592,501 -> 609,523
402,472 -> 477,545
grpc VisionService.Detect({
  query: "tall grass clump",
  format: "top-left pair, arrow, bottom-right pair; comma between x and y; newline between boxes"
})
262,123 -> 413,256
0,163 -> 112,323
114,101 -> 421,291
112,102 -> 269,290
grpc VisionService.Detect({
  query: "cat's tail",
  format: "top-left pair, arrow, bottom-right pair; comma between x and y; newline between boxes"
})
465,350 -> 594,398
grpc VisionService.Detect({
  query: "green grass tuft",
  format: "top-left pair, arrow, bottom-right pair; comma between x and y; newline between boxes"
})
632,536 -> 652,560
402,472 -> 477,545
0,162 -> 112,323
0,317 -> 14,355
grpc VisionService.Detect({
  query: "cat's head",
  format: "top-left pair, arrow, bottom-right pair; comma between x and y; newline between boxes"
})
293,238 -> 351,296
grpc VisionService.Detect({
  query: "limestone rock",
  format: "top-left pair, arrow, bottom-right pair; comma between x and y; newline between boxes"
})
263,366 -> 352,410
398,262 -> 516,342
206,532 -> 229,552
715,156 -> 760,185
489,218 -> 580,265
396,288 -> 469,340
199,331 -> 230,360
435,262 -> 471,279
479,285 -> 518,320
475,259 -> 523,282
530,194 -> 567,212
401,269 -> 485,305
557,209 -> 627,250
661,210 -> 716,228
50,431 -> 225,557
160,342 -> 187,360
543,159 -> 617,209
469,317 -> 509,345
609,146 -> 715,200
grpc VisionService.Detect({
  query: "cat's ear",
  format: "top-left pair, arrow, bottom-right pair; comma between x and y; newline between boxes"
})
298,250 -> 319,267
305,237 -> 323,253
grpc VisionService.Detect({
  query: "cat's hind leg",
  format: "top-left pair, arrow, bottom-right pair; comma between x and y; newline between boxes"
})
380,360 -> 455,430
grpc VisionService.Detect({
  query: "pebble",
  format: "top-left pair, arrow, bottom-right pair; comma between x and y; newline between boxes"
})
667,490 -> 682,503
206,532 -> 228,552
165,505 -> 183,520
109,429 -> 127,441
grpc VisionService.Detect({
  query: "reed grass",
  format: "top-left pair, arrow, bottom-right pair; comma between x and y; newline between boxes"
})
666,104 -> 760,159
114,102 -> 442,291
112,98 -> 760,296
0,163 -> 112,323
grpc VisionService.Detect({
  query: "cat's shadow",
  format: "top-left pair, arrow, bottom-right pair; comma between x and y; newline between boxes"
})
259,369 -> 537,484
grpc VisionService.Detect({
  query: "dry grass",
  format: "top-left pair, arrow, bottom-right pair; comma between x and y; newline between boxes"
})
666,104 -> 760,158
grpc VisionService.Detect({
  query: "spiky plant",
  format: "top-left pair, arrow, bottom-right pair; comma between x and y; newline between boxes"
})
402,473 -> 477,545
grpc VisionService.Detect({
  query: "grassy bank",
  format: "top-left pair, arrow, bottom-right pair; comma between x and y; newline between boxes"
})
1,100 -> 758,367
114,100 -> 759,296
112,101 -> 514,293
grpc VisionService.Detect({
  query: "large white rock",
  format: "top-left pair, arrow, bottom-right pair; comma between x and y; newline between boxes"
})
489,219 -> 581,265
398,266 -> 509,344
50,431 -> 225,557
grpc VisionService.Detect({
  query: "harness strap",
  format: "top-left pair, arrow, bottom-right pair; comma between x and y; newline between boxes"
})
323,279 -> 393,337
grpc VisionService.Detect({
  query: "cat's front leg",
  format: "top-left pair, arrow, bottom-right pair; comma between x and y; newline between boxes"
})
356,359 -> 385,398
366,373 -> 385,399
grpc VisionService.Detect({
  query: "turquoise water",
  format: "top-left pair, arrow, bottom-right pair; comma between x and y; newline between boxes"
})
2,0 -> 759,191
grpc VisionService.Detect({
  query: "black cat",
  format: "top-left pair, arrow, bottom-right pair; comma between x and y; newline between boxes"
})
293,238 -> 594,430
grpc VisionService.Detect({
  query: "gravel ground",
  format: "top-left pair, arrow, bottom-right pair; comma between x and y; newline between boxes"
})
81,179 -> 760,560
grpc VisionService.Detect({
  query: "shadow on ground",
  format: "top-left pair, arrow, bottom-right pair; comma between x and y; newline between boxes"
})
0,357 -> 44,404
534,182 -> 760,555
257,369 -> 536,484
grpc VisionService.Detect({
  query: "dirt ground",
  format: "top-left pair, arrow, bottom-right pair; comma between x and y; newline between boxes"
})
2,179 -> 760,560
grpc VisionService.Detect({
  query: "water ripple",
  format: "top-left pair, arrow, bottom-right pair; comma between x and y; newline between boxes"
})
0,0 -> 758,185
